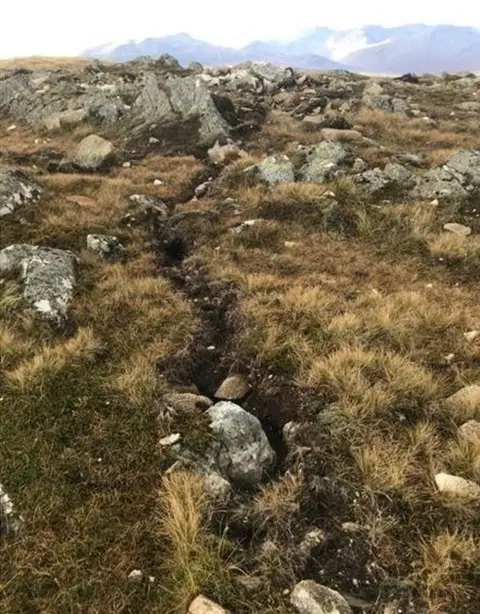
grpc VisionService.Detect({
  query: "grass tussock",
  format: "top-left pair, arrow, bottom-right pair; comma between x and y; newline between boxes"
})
157,471 -> 234,613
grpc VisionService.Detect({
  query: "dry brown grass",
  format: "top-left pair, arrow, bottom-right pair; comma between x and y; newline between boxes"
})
0,56 -> 91,70
156,471 -> 234,613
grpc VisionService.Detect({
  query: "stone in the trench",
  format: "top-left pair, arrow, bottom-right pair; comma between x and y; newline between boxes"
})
215,374 -> 250,401
291,580 -> 353,614
0,168 -> 43,217
205,402 -> 276,485
0,244 -> 76,325
72,134 -> 114,171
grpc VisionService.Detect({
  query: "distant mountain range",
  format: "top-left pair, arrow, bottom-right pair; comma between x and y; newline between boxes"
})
84,25 -> 480,74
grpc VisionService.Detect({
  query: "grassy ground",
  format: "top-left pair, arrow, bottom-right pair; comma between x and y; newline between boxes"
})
1,75 -> 480,614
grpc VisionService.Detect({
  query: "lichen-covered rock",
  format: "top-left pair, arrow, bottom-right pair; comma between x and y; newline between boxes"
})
0,244 -> 76,325
291,580 -> 352,614
299,141 -> 352,183
249,154 -> 295,185
205,402 -> 276,485
0,169 -> 42,217
358,163 -> 417,195
86,234 -> 126,261
0,482 -> 23,538
444,150 -> 480,187
413,167 -> 468,200
72,134 -> 114,170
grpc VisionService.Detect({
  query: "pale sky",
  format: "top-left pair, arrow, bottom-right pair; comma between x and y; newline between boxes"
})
2,1 -> 480,58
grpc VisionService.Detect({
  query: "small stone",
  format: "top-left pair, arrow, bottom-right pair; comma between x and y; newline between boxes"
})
352,158 -> 368,173
320,128 -> 363,142
153,179 -> 164,186
188,595 -> 230,614
149,137 -> 160,144
464,331 -> 479,342
341,522 -> 365,533
0,482 -> 23,537
86,234 -> 126,261
202,472 -> 232,503
159,433 -> 181,447
195,181 -> 211,198
7,124 -> 16,131
128,569 -> 143,583
215,374 -> 250,401
458,420 -> 480,442
443,222 -> 472,236
122,161 -> 132,168
236,576 -> 262,592
435,472 -> 480,500
299,529 -> 326,555
162,393 -> 212,416
291,580 -> 352,614
446,385 -> 480,411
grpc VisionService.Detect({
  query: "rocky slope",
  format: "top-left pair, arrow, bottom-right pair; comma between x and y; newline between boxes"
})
1,57 -> 480,614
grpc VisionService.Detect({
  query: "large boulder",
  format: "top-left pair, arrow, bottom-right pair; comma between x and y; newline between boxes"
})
205,402 -> 276,485
413,167 -> 468,201
0,482 -> 23,538
249,62 -> 295,89
357,163 -> 418,195
443,150 -> 480,188
0,168 -> 42,217
299,141 -> 352,183
133,74 -> 230,146
291,580 -> 352,614
0,245 -> 76,325
72,135 -> 114,171
164,402 -> 276,486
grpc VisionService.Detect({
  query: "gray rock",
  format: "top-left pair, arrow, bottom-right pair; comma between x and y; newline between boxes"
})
41,108 -> 86,132
252,154 -> 295,185
86,234 -> 126,261
456,101 -> 480,112
358,163 -> 417,195
352,158 -> 368,173
0,482 -> 23,538
291,580 -> 352,614
168,76 -> 230,145
205,402 -> 276,485
0,169 -> 42,217
127,194 -> 169,221
363,82 -> 384,97
202,472 -> 232,503
299,141 -> 351,183
444,150 -> 480,188
215,374 -> 250,401
0,244 -> 76,325
413,167 -> 468,201
132,73 -> 175,124
72,134 -> 114,171
249,62 -> 295,88
391,97 -> 411,115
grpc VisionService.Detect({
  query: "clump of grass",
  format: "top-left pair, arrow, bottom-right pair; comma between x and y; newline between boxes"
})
415,531 -> 479,613
251,474 -> 301,538
157,471 -> 235,612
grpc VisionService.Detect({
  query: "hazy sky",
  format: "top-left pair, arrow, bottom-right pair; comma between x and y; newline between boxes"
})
2,1 -> 480,58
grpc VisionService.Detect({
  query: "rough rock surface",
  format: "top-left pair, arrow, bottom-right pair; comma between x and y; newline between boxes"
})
72,134 -> 114,170
188,595 -> 230,614
446,385 -> 480,411
251,154 -> 295,185
299,141 -> 352,182
215,374 -> 250,401
86,234 -> 126,261
205,402 -> 276,485
458,420 -> 480,442
162,392 -> 213,415
291,580 -> 353,614
0,244 -> 76,325
435,473 -> 480,500
0,169 -> 42,217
